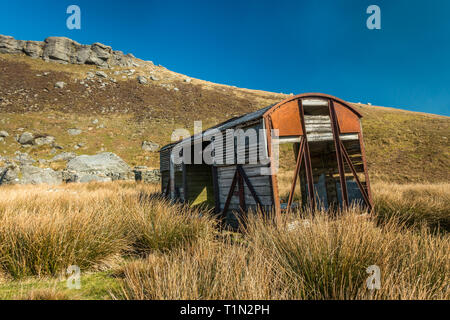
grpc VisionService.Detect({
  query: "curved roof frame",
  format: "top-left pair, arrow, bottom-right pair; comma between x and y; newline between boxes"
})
160,93 -> 361,152
263,92 -> 362,119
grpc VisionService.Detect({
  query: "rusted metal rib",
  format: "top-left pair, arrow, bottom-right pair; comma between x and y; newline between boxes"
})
329,100 -> 349,208
298,99 -> 316,211
340,141 -> 372,210
287,137 -> 305,210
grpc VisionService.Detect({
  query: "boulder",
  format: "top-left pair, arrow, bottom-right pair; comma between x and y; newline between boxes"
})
54,81 -> 65,89
137,76 -> 147,84
0,130 -> 8,137
0,35 -> 23,54
23,41 -> 44,58
43,37 -> 80,64
34,135 -> 55,146
18,132 -> 34,145
95,71 -> 108,78
0,165 -> 20,185
142,141 -> 160,152
68,128 -> 82,135
14,152 -> 35,165
66,152 -> 134,182
20,165 -> 62,185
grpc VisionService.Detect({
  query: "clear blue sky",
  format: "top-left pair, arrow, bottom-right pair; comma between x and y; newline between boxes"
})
1,0 -> 449,116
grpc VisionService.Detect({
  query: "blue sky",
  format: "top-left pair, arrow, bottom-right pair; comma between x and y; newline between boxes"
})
1,0 -> 449,116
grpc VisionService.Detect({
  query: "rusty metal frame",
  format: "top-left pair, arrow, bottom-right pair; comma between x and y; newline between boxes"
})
328,100 -> 349,208
298,99 -> 316,211
163,93 -> 372,219
340,141 -> 372,210
287,136 -> 305,209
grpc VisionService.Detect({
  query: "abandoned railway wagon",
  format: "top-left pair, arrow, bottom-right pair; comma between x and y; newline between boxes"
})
160,93 -> 372,226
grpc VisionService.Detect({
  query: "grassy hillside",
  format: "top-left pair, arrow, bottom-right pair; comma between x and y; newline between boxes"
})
0,53 -> 449,182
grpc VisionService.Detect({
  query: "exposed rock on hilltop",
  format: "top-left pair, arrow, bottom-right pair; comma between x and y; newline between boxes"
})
0,35 -> 137,68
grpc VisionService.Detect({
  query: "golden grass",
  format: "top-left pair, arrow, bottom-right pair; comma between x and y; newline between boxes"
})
0,182 -> 214,278
15,288 -> 71,300
372,182 -> 450,232
115,209 -> 449,300
0,181 -> 448,300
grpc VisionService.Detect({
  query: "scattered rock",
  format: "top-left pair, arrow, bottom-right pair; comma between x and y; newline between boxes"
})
34,135 -> 55,146
92,119 -> 99,124
0,130 -> 8,137
54,81 -> 65,89
142,141 -> 160,152
184,78 -> 191,83
67,128 -> 82,136
18,132 -> 34,145
137,76 -> 147,84
96,71 -> 108,78
14,151 -> 35,165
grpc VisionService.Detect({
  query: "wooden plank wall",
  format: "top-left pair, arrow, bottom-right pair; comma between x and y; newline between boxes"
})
217,164 -> 273,226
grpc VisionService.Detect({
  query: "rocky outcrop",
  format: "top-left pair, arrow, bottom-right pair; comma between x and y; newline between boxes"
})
17,132 -> 55,146
20,165 -> 62,185
65,152 -> 134,182
0,35 -> 137,68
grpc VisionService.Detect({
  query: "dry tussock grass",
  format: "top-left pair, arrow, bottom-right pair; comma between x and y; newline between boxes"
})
116,209 -> 449,300
0,182 -> 214,279
0,181 -> 448,300
373,182 -> 450,232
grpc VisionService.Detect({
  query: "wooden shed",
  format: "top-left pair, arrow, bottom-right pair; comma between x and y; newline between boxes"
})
160,93 -> 372,226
